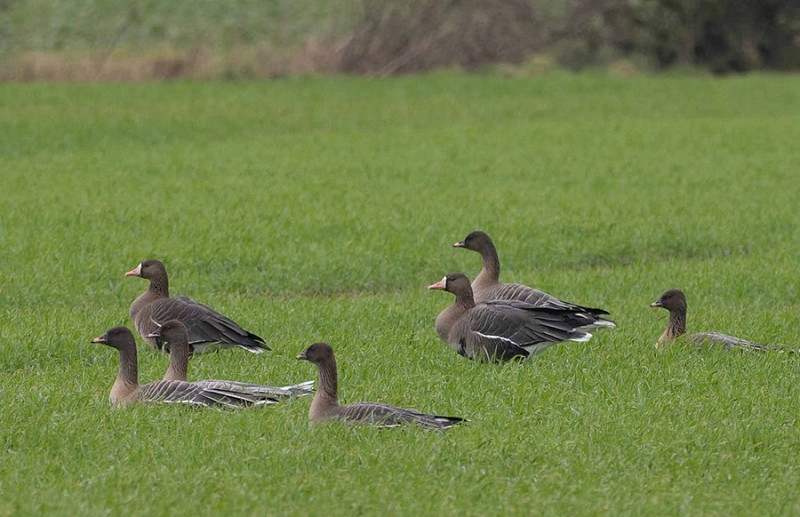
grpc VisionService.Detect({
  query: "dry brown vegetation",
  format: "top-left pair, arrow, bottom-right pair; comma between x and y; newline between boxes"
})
337,0 -> 540,75
2,0 -> 798,81
0,40 -> 344,82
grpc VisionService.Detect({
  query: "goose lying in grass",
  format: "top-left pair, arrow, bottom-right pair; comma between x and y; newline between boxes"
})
296,342 -> 465,429
428,273 -> 599,362
149,319 -> 313,398
126,259 -> 269,354
453,230 -> 615,330
92,326 -> 278,408
650,289 -> 795,352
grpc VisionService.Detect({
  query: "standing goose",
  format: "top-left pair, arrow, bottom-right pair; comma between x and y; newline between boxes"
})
91,326 -> 278,408
149,320 -> 313,398
453,231 -> 615,330
650,289 -> 794,352
429,273 -> 598,362
296,342 -> 465,429
126,259 -> 269,354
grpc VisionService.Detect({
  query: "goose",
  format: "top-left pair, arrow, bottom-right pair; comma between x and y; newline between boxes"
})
126,259 -> 269,354
428,273 -> 598,362
453,231 -> 615,330
91,326 -> 278,408
148,319 -> 313,398
650,289 -> 794,352
296,342 -> 465,429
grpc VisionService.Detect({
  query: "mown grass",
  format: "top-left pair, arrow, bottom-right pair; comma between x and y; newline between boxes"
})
1,73 -> 800,515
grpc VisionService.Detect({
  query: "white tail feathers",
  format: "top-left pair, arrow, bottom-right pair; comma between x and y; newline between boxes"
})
569,331 -> 593,343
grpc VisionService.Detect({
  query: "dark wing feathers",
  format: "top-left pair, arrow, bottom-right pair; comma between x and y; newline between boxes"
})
338,402 -> 465,429
458,301 -> 595,361
490,283 -> 552,306
474,301 -> 593,344
489,282 -> 611,317
147,297 -> 268,353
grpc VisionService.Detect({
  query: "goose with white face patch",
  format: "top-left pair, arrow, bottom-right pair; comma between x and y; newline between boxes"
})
429,273 -> 598,362
453,230 -> 615,331
126,259 -> 269,354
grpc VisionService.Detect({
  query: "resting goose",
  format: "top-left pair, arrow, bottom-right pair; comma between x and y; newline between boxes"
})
91,326 -> 278,408
428,273 -> 598,362
126,259 -> 269,354
650,289 -> 794,352
149,320 -> 313,398
454,231 -> 615,330
296,342 -> 465,429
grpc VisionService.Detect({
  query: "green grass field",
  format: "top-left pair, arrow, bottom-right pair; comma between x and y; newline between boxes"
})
2,73 -> 800,515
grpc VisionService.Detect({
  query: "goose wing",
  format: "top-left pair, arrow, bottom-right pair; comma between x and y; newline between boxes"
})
138,380 -> 278,408
489,283 -> 612,318
149,296 -> 269,353
692,332 -> 798,353
192,380 -> 314,398
460,301 -> 595,361
338,402 -> 466,429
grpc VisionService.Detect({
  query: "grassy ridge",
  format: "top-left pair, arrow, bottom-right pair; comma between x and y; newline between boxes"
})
1,73 -> 800,515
